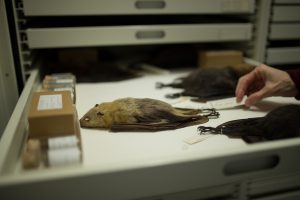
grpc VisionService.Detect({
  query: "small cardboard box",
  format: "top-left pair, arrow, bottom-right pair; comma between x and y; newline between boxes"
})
199,50 -> 243,68
28,91 -> 75,139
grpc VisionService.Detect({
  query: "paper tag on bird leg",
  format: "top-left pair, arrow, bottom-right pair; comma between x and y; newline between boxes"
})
207,97 -> 246,110
184,134 -> 213,145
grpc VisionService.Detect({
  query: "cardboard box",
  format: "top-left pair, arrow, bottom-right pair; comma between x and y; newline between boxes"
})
230,63 -> 255,77
28,91 -> 75,139
42,73 -> 77,104
199,50 -> 243,68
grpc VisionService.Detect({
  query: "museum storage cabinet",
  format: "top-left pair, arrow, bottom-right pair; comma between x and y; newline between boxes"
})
1,0 -> 300,199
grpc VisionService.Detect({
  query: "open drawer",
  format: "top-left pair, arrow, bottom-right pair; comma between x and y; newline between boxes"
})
1,65 -> 300,200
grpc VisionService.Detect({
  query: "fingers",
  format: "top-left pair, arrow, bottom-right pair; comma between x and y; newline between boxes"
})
235,69 -> 257,103
244,86 -> 271,107
245,92 -> 261,107
235,77 -> 247,102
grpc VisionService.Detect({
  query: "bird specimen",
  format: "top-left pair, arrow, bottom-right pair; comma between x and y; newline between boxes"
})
198,104 -> 300,143
156,65 -> 253,101
80,97 -> 218,132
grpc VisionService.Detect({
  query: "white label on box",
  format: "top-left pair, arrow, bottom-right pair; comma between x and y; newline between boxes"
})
56,79 -> 73,84
48,136 -> 78,149
48,147 -> 81,167
37,94 -> 63,110
53,87 -> 73,92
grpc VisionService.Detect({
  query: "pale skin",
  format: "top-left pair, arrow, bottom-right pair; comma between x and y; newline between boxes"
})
235,64 -> 298,107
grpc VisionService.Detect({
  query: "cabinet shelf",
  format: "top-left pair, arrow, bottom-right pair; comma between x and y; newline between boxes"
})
272,6 -> 300,22
266,47 -> 300,64
269,24 -> 300,40
27,23 -> 252,48
23,0 -> 255,16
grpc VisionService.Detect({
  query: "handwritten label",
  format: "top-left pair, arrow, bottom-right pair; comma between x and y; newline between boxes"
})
37,94 -> 62,110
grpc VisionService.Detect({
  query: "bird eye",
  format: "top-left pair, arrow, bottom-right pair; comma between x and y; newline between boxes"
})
95,104 -> 99,107
84,117 -> 90,121
97,112 -> 104,116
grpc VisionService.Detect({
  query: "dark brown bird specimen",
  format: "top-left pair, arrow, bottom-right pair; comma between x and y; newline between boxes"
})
156,66 -> 253,101
198,104 -> 300,143
80,97 -> 218,132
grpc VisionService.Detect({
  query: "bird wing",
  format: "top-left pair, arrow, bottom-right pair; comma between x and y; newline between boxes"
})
110,115 -> 208,132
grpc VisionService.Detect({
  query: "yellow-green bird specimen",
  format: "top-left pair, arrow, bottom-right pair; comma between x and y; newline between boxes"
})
80,97 -> 213,132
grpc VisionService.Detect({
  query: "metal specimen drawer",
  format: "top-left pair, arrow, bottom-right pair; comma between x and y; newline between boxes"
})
23,0 -> 255,16
26,23 -> 252,48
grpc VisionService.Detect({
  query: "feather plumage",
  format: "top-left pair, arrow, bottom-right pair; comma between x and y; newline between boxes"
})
157,66 -> 253,101
198,104 -> 300,143
80,97 -> 213,131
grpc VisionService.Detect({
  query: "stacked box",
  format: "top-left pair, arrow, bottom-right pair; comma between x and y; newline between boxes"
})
23,90 -> 82,169
198,50 -> 243,68
42,73 -> 76,103
28,91 -> 75,138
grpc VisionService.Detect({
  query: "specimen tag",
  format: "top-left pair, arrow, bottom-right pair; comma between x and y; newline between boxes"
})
208,97 -> 246,109
184,134 -> 213,145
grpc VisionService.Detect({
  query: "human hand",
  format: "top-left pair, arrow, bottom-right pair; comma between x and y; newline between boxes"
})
235,64 -> 297,107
